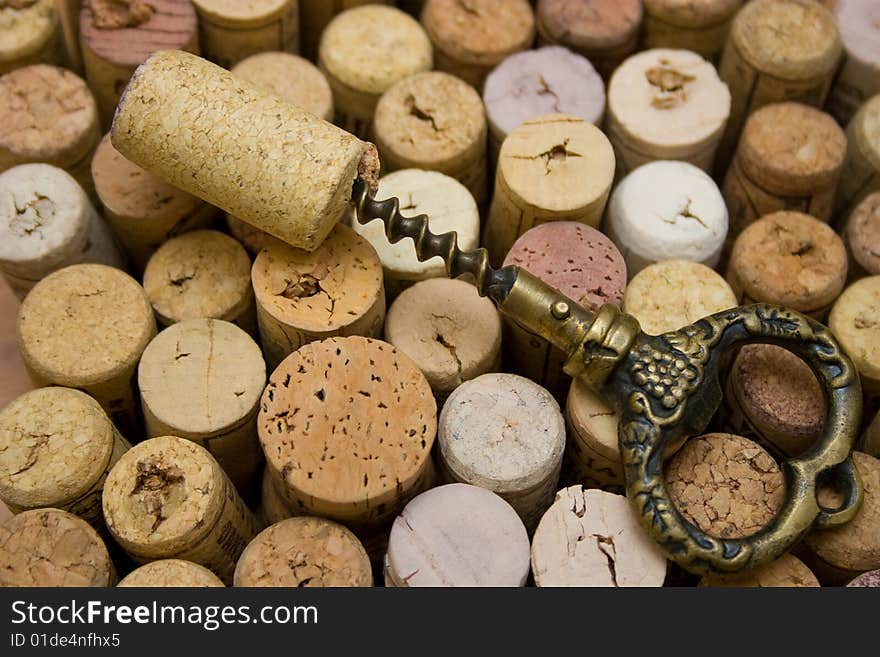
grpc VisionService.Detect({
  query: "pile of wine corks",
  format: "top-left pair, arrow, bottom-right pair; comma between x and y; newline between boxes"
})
3,0 -> 880,590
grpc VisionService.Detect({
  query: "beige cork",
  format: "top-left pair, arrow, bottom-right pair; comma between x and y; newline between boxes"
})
384,483 -> 530,587
700,553 -> 819,587
606,48 -> 731,175
622,260 -> 738,336
865,410 -> 880,460
143,230 -> 256,336
16,264 -> 157,436
827,0 -> 880,125
727,211 -> 848,320
0,163 -> 123,300
837,94 -> 880,220
252,225 -> 385,371
372,72 -> 488,205
92,134 -> 217,272
299,0 -> 392,61
666,433 -> 784,539
258,336 -> 436,529
80,0 -> 199,127
421,0 -> 535,91
192,0 -> 298,69
103,435 -> 261,584
844,192 -> 880,279
231,52 -> 333,121
437,373 -> 566,532
234,517 -> 372,587
57,0 -> 83,72
138,319 -> 266,497
0,64 -> 99,197
226,215 -> 269,258
828,276 -> 880,395
318,5 -> 432,137
0,499 -> 10,524
531,486 -> 667,587
484,114 -> 615,266
0,0 -> 61,74
563,378 -> 624,493
642,0 -> 742,60
0,387 -> 130,529
111,49 -> 379,252
0,508 -> 114,586
258,467 -> 294,527
118,559 -> 225,587
384,278 -> 501,403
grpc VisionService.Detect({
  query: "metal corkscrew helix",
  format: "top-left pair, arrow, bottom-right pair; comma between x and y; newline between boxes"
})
352,179 -> 864,576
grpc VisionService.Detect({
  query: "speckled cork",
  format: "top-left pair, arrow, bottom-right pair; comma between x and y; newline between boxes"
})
111,50 -> 379,252
299,0 -> 392,61
103,435 -> 261,584
848,569 -> 880,588
384,483 -> 530,587
231,52 -> 333,121
252,225 -> 385,371
828,0 -> 880,125
0,508 -> 114,586
16,264 -> 157,436
837,94 -> 880,220
829,276 -> 880,395
352,170 -> 479,299
138,319 -> 266,497
531,486 -> 667,587
143,230 -> 256,336
484,114 -> 616,266
700,553 -> 819,587
622,260 -> 738,336
844,192 -> 880,279
0,0 -> 61,74
92,134 -> 216,271
372,72 -> 487,204
727,211 -> 847,320
642,0 -> 742,60
384,278 -> 501,403
0,163 -> 123,300
234,517 -> 373,587
0,387 -> 130,529
118,559 -> 225,587
536,0 -> 642,78
80,0 -> 199,126
606,48 -> 731,174
0,65 -> 99,196
318,5 -> 432,137
666,433 -> 784,539
563,378 -> 624,492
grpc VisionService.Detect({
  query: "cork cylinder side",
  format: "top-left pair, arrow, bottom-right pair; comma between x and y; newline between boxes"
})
844,192 -> 880,280
0,0 -> 61,74
837,94 -> 880,221
562,378 -> 624,493
641,0 -> 742,60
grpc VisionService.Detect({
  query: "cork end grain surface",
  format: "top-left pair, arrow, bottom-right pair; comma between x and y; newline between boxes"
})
835,0 -> 880,64
700,553 -> 819,587
847,193 -> 880,276
643,0 -> 741,27
848,569 -> 880,587
0,0 -> 56,61
537,0 -> 642,50
829,277 -> 880,386
118,558 -> 225,587
192,0 -> 289,26
231,53 -> 333,122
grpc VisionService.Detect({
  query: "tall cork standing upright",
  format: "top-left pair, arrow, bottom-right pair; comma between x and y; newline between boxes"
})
837,94 -> 880,221
641,0 -> 742,61
56,0 -> 83,72
829,276 -> 880,398
827,0 -> 880,125
298,0 -> 390,62
0,0 -> 61,74
843,193 -> 880,281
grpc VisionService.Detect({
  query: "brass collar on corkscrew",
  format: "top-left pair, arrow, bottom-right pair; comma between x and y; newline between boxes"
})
352,179 -> 864,576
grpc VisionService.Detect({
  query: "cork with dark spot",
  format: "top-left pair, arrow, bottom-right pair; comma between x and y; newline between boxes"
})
0,508 -> 114,586
234,517 -> 372,587
118,559 -> 225,587
0,0 -> 61,74
102,435 -> 261,584
727,211 -> 847,319
258,336 -> 436,529
844,192 -> 880,279
666,433 -> 784,539
848,569 -> 880,587
299,0 -> 392,61
829,276 -> 880,394
642,0 -> 741,60
563,378 -> 624,492
700,553 -> 819,587
837,94 -> 880,221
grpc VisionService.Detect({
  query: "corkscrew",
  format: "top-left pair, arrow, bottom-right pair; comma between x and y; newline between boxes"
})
352,179 -> 864,576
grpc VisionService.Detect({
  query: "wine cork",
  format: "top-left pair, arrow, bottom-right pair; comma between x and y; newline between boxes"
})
252,225 -> 385,371
483,46 -> 605,166
699,554 -> 819,587
437,373 -> 565,531
642,0 -> 741,60
384,483 -> 530,587
0,163 -> 123,300
605,160 -> 728,277
563,378 -> 624,492
143,230 -> 256,336
531,486 -> 667,587
727,211 -> 848,320
501,222 -> 627,398
484,114 -> 615,266
80,0 -> 199,127
351,170 -> 479,299
716,0 -> 842,171
258,467 -> 294,526
535,0 -> 642,78
0,387 -> 130,531
837,94 -> 880,220
17,264 -> 157,436
234,517 -> 373,587
865,409 -> 880,460
848,570 -> 880,588
57,0 -> 83,72
111,50 -> 380,252
828,276 -> 880,396
138,319 -> 266,497
0,508 -> 114,587
827,0 -> 880,125
0,278 -> 30,409
191,0 -> 298,69
231,52 -> 333,121
384,278 -> 502,403
298,0 -> 391,61
606,48 -> 731,175
226,215 -> 269,258
103,435 -> 261,584
420,0 -> 535,91
844,192 -> 880,280
372,72 -> 487,205
318,5 -> 432,138
0,499 -> 10,524
0,0 -> 61,74
259,336 -> 434,534
91,134 -> 217,271
0,64 -> 99,196
118,559 -> 225,587
666,433 -> 785,539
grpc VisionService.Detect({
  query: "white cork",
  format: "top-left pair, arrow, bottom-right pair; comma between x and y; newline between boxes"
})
828,0 -> 880,125
0,0 -> 60,74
